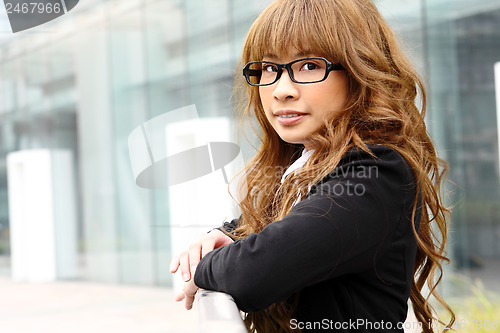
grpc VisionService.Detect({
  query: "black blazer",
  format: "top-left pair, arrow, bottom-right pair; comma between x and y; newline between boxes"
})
195,145 -> 420,332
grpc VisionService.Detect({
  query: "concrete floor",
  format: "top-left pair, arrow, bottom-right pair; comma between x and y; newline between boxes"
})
0,278 -> 199,333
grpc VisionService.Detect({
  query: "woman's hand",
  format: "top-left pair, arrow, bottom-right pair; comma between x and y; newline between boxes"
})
170,229 -> 234,309
174,273 -> 199,310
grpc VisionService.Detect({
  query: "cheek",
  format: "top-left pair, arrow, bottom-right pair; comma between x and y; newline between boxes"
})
317,80 -> 348,109
308,86 -> 339,109
258,86 -> 271,106
258,86 -> 274,114
257,88 -> 273,122
333,75 -> 349,103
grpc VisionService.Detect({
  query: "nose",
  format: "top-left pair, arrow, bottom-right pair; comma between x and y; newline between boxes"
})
272,69 -> 299,101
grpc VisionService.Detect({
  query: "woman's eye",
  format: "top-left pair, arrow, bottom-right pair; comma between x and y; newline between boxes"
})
301,62 -> 319,71
263,64 -> 277,72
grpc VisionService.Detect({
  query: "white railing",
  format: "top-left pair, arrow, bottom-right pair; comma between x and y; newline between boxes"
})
198,290 -> 247,333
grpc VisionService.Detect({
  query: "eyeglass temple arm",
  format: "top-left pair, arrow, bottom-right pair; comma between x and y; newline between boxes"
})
330,63 -> 345,71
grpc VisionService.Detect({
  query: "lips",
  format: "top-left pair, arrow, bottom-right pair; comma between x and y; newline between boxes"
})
274,110 -> 307,116
274,110 -> 307,125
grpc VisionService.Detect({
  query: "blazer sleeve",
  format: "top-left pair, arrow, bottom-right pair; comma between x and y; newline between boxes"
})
194,145 -> 417,312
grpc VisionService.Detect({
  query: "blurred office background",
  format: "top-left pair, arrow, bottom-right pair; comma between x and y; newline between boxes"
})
0,0 -> 499,310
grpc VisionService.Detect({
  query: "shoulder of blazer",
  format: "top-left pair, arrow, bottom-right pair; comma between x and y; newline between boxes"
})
310,144 -> 415,193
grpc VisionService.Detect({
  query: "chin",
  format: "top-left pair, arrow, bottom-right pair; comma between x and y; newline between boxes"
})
278,136 -> 306,146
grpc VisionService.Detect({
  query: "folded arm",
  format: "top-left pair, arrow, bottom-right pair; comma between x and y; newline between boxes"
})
194,147 -> 416,312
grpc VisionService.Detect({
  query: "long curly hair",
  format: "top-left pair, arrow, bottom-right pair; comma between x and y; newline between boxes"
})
229,0 -> 455,332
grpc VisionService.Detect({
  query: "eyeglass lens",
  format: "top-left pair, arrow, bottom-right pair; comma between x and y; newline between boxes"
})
247,58 -> 328,85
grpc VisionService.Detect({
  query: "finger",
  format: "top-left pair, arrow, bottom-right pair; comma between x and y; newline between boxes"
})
169,255 -> 180,273
183,275 -> 199,310
179,253 -> 191,282
175,291 -> 185,302
184,293 -> 196,310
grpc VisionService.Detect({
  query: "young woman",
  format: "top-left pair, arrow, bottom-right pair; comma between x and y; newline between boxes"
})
170,0 -> 455,332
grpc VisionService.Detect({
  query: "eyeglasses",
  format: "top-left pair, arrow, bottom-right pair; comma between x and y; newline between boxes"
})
242,57 -> 345,86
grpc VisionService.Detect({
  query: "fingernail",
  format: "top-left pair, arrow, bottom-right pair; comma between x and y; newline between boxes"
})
183,273 -> 190,281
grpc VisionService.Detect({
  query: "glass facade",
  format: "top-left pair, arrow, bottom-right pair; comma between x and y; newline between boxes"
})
0,0 -> 498,306
378,0 -> 500,296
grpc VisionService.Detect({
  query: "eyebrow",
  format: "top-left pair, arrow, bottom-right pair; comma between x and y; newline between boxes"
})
262,50 -> 315,61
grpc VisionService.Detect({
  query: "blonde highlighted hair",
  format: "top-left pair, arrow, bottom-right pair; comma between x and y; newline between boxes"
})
230,0 -> 455,332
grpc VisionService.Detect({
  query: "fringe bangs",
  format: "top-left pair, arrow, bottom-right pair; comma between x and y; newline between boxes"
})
244,0 -> 343,63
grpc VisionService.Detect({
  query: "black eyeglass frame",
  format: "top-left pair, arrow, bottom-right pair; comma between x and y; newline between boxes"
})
242,57 -> 345,86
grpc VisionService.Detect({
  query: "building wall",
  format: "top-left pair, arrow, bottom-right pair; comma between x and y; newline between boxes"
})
0,0 -> 499,294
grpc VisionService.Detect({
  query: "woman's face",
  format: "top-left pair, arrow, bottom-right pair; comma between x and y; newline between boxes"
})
259,52 -> 349,150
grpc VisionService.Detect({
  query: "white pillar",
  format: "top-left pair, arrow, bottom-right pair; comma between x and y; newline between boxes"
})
128,105 -> 245,291
7,149 -> 77,282
495,62 -> 500,182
